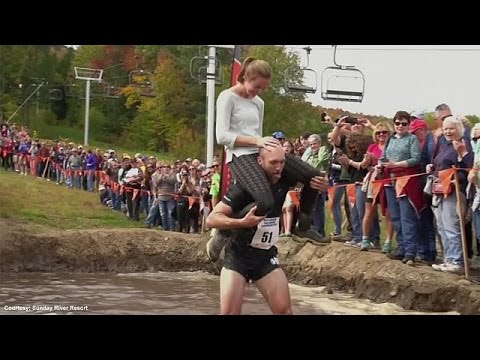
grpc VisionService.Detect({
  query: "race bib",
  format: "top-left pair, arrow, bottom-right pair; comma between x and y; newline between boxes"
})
250,217 -> 280,250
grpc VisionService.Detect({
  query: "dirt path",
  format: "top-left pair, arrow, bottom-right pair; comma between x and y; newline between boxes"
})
1,220 -> 479,314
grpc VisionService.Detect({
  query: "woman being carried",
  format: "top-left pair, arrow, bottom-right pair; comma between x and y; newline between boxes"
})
206,57 -> 329,261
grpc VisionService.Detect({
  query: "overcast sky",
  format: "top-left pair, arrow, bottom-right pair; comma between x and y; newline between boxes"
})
287,45 -> 480,118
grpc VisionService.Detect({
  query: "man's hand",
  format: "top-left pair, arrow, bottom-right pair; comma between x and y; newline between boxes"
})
240,205 -> 266,227
310,176 -> 328,192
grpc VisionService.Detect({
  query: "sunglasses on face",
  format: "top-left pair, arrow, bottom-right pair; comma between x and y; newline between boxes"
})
376,131 -> 389,135
394,121 -> 409,127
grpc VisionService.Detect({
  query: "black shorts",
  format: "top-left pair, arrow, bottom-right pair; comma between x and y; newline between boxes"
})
223,241 -> 279,282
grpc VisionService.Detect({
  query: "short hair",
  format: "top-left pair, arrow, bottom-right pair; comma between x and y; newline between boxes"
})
393,111 -> 411,123
443,115 -> 464,137
435,103 -> 451,112
307,134 -> 321,145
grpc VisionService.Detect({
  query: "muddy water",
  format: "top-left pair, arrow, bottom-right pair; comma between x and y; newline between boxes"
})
0,272 -> 457,315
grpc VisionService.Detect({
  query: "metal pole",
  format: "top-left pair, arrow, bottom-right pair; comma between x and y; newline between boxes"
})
7,82 -> 45,123
84,79 -> 91,146
206,46 -> 216,167
36,91 -> 40,124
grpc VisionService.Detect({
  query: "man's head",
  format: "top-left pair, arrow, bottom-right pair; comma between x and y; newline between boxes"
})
435,103 -> 452,124
410,119 -> 428,142
257,144 -> 285,184
307,134 -> 321,153
272,131 -> 286,143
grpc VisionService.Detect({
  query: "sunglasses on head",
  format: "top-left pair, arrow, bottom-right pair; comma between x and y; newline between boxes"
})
394,121 -> 409,127
376,131 -> 389,135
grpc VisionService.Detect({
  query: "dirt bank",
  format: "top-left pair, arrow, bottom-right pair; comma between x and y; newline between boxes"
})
1,220 -> 479,314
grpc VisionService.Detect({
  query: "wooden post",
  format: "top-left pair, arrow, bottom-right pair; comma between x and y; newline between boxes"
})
41,158 -> 50,179
453,166 -> 471,280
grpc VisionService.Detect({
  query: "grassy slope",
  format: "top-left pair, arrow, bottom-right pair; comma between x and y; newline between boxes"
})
0,168 -> 389,240
39,125 -> 175,162
0,171 -> 140,230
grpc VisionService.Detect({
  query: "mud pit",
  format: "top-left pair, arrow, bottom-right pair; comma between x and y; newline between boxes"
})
1,220 -> 479,314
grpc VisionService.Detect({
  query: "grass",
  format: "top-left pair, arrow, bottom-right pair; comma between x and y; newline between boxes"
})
0,166 -> 388,238
38,124 -> 175,161
0,170 -> 142,230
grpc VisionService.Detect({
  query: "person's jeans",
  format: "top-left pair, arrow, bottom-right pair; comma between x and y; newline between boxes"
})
473,207 -> 480,256
87,170 -> 95,192
108,188 -> 122,211
312,191 -> 326,236
350,184 -> 366,242
417,204 -> 437,261
331,186 -> 344,235
140,193 -> 152,216
385,186 -> 420,257
56,168 -> 63,184
69,167 -> 82,188
159,198 -> 176,231
433,193 -> 465,265
145,200 -> 161,226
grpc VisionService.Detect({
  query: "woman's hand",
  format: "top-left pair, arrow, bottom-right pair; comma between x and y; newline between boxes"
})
468,169 -> 478,185
358,118 -> 373,129
257,136 -> 280,151
453,139 -> 467,157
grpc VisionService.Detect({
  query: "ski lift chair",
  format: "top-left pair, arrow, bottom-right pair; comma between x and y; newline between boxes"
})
48,87 -> 64,101
129,69 -> 154,88
189,56 -> 222,85
128,69 -> 155,97
320,45 -> 365,103
321,69 -> 365,102
284,46 -> 317,94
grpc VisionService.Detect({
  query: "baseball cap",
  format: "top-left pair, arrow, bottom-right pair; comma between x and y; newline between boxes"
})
410,119 -> 427,133
272,131 -> 286,140
410,110 -> 425,120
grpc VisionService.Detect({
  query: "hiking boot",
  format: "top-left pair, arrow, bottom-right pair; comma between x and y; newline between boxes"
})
293,228 -> 331,246
402,255 -> 415,266
415,257 -> 434,266
206,229 -> 228,262
345,240 -> 361,248
330,233 -> 351,243
382,240 -> 392,254
359,239 -> 372,251
387,251 -> 404,261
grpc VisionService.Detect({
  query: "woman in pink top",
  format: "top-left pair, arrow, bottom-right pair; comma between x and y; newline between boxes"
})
361,121 -> 395,252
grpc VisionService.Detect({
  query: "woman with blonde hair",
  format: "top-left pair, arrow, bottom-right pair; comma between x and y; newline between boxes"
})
360,121 -> 395,251
210,56 -> 329,260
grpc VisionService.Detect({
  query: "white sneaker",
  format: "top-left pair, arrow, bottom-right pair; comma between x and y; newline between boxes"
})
432,263 -> 449,271
440,263 -> 464,274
